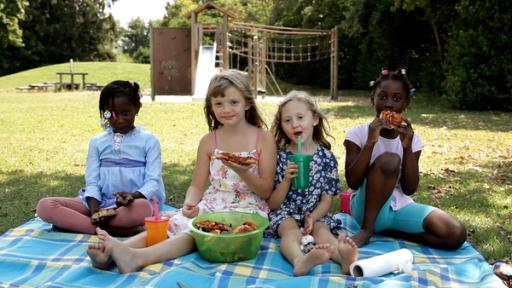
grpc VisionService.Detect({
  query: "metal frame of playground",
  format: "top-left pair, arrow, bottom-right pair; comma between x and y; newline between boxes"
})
150,2 -> 338,100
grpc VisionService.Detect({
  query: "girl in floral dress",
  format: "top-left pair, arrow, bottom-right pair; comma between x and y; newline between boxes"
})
267,91 -> 357,276
87,70 -> 277,273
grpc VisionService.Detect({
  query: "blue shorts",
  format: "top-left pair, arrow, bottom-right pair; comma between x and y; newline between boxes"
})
350,180 -> 436,234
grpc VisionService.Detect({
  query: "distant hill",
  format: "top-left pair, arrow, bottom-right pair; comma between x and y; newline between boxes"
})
0,62 -> 151,90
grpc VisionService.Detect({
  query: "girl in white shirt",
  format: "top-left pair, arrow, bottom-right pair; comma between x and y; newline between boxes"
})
344,69 -> 466,250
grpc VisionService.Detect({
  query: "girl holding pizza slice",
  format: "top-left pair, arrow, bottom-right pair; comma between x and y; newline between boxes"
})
343,68 -> 467,250
87,70 -> 277,273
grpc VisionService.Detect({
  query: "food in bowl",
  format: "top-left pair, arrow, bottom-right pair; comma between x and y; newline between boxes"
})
194,219 -> 258,234
189,212 -> 269,263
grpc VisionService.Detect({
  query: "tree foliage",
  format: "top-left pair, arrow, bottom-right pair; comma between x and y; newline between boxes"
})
0,0 -> 28,48
0,0 -> 118,76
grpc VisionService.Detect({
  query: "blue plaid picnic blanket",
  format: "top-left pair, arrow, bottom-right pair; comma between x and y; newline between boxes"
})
0,205 -> 504,288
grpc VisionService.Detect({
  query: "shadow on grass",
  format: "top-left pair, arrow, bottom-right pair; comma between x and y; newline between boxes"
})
0,169 -> 84,234
163,161 -> 195,208
413,159 -> 512,261
323,94 -> 512,132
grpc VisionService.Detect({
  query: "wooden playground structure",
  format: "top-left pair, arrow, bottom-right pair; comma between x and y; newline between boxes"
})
151,2 -> 338,100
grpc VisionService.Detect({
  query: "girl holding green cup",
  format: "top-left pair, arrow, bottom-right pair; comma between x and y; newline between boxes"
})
267,91 -> 358,276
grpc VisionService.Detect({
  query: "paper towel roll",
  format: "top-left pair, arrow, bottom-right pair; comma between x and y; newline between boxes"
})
349,248 -> 414,277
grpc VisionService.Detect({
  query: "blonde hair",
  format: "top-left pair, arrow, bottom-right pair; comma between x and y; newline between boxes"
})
271,90 -> 332,150
204,70 -> 266,131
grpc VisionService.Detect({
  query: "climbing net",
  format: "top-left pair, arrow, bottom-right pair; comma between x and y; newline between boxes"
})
228,22 -> 332,64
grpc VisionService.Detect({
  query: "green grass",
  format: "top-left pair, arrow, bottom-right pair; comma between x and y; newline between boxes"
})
0,79 -> 511,263
0,62 -> 151,91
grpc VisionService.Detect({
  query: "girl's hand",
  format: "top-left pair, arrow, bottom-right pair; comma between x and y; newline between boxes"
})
114,192 -> 134,207
284,162 -> 299,181
182,202 -> 199,218
302,212 -> 314,235
367,118 -> 387,145
396,118 -> 414,149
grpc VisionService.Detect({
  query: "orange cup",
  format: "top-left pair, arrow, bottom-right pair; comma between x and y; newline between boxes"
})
145,216 -> 169,247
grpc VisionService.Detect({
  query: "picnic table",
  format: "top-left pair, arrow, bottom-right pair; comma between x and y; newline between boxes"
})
56,72 -> 88,90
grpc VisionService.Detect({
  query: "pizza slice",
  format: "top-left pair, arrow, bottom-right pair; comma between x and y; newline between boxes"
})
379,111 -> 406,128
217,152 -> 258,165
91,208 -> 117,223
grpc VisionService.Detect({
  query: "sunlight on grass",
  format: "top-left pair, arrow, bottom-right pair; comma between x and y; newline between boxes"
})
0,90 -> 510,262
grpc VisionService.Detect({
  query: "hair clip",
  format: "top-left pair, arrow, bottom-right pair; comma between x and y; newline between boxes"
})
103,110 -> 117,121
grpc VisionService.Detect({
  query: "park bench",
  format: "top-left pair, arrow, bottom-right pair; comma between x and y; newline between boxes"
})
15,86 -> 33,92
85,83 -> 104,91
59,82 -> 80,90
29,83 -> 53,92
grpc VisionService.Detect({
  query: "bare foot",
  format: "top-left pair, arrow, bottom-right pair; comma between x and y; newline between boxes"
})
96,227 -> 143,273
293,244 -> 331,276
337,233 -> 358,275
87,242 -> 112,270
350,229 -> 373,247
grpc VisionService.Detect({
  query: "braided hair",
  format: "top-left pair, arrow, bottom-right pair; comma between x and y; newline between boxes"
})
370,69 -> 413,101
99,80 -> 142,118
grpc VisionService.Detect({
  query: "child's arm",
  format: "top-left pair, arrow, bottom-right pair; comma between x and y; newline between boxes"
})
182,133 -> 211,217
136,136 -> 163,201
83,139 -> 102,212
233,130 -> 277,200
267,162 -> 297,210
397,120 -> 421,195
344,119 -> 386,189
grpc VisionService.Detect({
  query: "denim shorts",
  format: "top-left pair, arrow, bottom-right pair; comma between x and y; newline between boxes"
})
350,180 -> 436,233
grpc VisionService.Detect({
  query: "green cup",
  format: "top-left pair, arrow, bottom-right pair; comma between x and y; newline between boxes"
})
288,153 -> 312,189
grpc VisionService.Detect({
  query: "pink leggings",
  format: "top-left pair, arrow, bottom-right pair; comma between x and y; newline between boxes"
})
36,197 -> 152,234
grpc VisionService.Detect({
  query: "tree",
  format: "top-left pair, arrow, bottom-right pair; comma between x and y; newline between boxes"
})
443,0 -> 512,110
121,17 -> 150,62
0,0 -> 119,75
0,0 -> 27,48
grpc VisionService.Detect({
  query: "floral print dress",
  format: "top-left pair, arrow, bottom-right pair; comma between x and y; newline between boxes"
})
167,131 -> 269,235
266,146 -> 344,237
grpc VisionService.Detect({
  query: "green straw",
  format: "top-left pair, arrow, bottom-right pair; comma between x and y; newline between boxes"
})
297,135 -> 302,154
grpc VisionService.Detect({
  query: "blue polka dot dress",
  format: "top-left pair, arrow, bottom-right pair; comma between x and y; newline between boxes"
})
266,146 -> 344,237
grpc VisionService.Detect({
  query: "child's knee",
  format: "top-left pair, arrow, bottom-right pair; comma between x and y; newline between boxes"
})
373,152 -> 401,176
36,198 -> 53,220
447,223 -> 467,250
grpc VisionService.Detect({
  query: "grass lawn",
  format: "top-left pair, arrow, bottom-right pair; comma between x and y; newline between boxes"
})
0,62 -> 151,91
0,88 -> 510,263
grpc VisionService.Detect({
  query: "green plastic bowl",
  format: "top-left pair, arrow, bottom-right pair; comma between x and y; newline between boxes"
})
189,211 -> 269,263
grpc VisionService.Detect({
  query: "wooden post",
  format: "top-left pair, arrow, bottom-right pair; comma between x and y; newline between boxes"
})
330,26 -> 339,100
150,26 -> 155,101
222,14 -> 229,69
191,12 -> 197,95
253,35 -> 259,98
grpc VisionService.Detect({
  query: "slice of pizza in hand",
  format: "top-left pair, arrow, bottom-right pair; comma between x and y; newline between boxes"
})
217,152 -> 258,165
91,208 -> 117,223
379,111 -> 406,128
